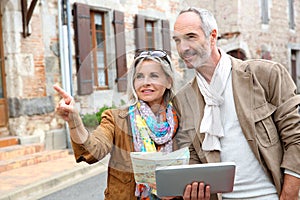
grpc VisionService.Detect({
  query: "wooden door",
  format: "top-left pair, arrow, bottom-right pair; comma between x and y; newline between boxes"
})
0,12 -> 8,129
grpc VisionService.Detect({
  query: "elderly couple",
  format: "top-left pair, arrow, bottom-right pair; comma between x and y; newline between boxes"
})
54,7 -> 300,200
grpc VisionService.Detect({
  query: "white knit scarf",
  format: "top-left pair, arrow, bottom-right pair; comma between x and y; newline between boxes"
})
196,50 -> 232,151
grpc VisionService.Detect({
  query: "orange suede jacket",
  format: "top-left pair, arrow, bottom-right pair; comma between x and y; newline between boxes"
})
71,108 -> 181,200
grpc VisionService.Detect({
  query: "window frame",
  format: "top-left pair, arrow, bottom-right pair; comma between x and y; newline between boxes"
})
90,11 -> 109,90
134,14 -> 171,56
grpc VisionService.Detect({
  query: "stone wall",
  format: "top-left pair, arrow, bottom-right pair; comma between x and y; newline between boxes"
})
214,0 -> 300,69
1,0 -> 299,142
2,0 -> 62,138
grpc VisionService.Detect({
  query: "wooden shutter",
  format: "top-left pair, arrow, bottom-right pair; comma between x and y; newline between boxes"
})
73,3 -> 93,95
162,20 -> 171,57
134,14 -> 146,51
113,11 -> 127,92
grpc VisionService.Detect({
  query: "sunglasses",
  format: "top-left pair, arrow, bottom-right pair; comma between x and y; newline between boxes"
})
134,50 -> 171,67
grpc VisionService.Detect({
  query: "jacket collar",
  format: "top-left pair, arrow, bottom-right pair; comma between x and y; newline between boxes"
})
118,106 -> 129,118
186,56 -> 258,162
230,57 -> 255,141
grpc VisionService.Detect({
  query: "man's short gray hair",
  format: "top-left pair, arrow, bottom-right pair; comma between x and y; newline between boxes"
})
179,7 -> 218,38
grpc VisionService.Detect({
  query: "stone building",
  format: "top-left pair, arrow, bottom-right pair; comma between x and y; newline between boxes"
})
0,0 -> 299,148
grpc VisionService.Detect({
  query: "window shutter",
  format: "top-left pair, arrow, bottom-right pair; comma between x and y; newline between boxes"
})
73,3 -> 93,95
113,10 -> 127,92
162,20 -> 171,57
134,14 -> 145,51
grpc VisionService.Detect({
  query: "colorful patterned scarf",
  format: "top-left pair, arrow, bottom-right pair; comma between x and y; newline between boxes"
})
129,100 -> 178,199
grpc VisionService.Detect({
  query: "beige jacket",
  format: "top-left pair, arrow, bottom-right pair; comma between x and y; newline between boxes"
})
173,56 -> 300,198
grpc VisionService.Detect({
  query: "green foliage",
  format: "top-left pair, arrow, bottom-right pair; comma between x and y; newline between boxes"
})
81,113 -> 99,128
120,99 -> 126,106
96,104 -> 116,123
81,104 -> 117,128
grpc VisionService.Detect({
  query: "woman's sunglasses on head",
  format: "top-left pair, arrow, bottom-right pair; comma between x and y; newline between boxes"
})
134,50 -> 171,67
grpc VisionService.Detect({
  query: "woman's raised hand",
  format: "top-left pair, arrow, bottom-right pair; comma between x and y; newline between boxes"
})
53,84 -> 88,143
53,84 -> 77,122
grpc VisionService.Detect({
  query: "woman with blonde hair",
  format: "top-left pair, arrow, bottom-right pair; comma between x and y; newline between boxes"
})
54,49 -> 179,200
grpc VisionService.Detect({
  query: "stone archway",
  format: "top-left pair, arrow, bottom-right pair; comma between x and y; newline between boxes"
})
227,49 -> 247,60
221,40 -> 251,60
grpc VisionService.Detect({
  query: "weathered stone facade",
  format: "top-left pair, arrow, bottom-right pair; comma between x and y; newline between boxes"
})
1,0 -> 62,139
0,0 -> 299,146
215,0 -> 300,68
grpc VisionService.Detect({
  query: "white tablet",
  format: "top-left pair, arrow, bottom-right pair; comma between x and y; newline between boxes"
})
155,162 -> 236,197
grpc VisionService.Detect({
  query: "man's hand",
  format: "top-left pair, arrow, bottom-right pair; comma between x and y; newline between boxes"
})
183,182 -> 210,200
280,174 -> 300,200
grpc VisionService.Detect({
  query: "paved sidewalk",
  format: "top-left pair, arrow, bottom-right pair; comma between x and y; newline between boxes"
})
0,152 -> 109,200
1,152 -> 299,200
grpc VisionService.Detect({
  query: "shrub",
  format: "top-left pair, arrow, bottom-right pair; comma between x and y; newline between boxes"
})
81,113 -> 99,128
81,104 -> 117,128
96,104 -> 116,123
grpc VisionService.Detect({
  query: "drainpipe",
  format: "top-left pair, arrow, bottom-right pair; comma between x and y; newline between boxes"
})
58,0 -> 72,148
58,0 -> 65,91
66,0 -> 73,96
65,0 -> 73,148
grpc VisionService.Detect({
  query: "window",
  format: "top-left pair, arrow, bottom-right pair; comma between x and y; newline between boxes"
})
90,11 -> 108,89
145,20 -> 155,49
74,3 -> 128,94
288,0 -> 295,30
261,0 -> 269,24
135,14 -> 171,56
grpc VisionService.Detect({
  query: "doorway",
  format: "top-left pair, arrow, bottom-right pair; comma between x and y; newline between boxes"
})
227,49 -> 247,60
0,11 -> 9,135
291,49 -> 300,93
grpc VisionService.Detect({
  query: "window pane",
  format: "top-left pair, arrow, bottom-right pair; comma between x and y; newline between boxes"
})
145,21 -> 154,49
96,32 -> 104,48
97,50 -> 105,86
97,50 -> 104,68
90,52 -> 95,83
98,69 -> 105,86
145,22 -> 152,32
147,32 -> 153,49
95,14 -> 103,28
